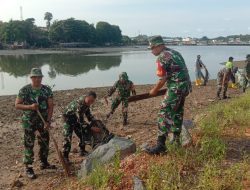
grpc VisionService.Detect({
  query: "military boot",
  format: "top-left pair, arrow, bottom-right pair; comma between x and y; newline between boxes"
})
222,88 -> 229,99
217,87 -> 222,100
123,112 -> 128,126
25,166 -> 36,179
40,159 -> 57,170
63,152 -> 70,164
79,146 -> 89,157
145,135 -> 167,155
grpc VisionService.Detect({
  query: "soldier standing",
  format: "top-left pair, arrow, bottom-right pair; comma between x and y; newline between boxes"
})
216,64 -> 232,99
105,72 -> 136,125
62,91 -> 97,163
15,68 -> 56,179
145,36 -> 192,155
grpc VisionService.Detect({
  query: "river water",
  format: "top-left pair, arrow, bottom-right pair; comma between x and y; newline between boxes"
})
0,46 -> 249,95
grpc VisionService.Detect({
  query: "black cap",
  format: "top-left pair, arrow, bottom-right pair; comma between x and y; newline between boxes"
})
229,57 -> 234,61
246,54 -> 250,58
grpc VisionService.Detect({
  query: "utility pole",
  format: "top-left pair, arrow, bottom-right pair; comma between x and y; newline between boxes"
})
20,6 -> 23,20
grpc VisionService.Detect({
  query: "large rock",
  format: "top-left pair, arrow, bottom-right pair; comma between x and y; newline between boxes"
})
78,136 -> 136,178
168,120 -> 193,147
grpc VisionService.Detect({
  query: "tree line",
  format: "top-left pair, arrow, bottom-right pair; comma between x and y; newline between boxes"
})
0,12 -> 126,48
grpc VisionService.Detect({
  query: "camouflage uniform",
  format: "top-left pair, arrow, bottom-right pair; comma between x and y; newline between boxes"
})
217,67 -> 231,98
145,35 -> 191,155
243,60 -> 250,92
62,96 -> 94,157
18,84 -> 53,165
156,48 -> 191,136
107,72 -> 136,124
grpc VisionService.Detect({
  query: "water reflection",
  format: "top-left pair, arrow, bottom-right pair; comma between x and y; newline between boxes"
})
0,54 -> 122,78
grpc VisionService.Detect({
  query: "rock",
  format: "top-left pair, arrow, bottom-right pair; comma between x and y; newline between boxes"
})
78,136 -> 136,178
139,143 -> 148,151
182,119 -> 194,129
133,176 -> 146,190
181,124 -> 192,147
167,120 -> 193,147
11,179 -> 24,188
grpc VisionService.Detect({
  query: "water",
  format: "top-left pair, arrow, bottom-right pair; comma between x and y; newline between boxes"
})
0,46 -> 249,95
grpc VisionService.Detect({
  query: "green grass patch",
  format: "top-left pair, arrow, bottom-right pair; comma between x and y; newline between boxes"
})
144,92 -> 250,190
80,151 -> 123,189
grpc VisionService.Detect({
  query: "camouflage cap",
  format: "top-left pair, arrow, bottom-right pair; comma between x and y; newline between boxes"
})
30,68 -> 44,77
119,72 -> 128,80
148,35 -> 165,49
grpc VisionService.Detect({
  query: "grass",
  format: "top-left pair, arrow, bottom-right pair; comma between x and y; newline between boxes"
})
143,91 -> 250,190
79,151 -> 123,189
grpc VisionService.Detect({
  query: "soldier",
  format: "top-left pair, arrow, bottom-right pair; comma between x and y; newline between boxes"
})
242,54 -> 250,92
15,68 -> 56,179
105,72 -> 136,125
216,64 -> 232,99
62,91 -> 97,163
145,36 -> 192,155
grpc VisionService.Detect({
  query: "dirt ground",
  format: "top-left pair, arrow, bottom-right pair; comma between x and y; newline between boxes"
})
0,81 -> 245,190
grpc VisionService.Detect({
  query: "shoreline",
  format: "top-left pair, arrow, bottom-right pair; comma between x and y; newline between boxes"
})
0,46 -> 148,56
1,44 -> 250,56
0,84 -> 154,99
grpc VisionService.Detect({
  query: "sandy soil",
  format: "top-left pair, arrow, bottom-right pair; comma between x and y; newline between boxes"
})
0,81 -> 244,190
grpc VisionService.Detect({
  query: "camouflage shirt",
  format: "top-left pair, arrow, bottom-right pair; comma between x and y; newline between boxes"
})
246,61 -> 250,77
17,84 -> 53,122
107,80 -> 134,98
156,48 -> 191,90
63,96 -> 94,123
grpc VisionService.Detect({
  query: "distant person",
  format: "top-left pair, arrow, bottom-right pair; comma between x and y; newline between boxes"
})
226,57 -> 237,89
195,55 -> 208,86
62,91 -> 97,163
242,54 -> 250,92
145,35 -> 192,155
217,64 -> 232,99
105,72 -> 136,126
15,68 -> 56,179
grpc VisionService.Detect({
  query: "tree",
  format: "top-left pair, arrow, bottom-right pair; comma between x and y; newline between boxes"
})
200,36 -> 209,41
122,35 -> 132,45
44,12 -> 53,29
49,18 -> 94,43
95,22 -> 122,45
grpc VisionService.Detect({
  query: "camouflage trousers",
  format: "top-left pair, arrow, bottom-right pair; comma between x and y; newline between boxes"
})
63,115 -> 87,156
217,73 -> 229,97
111,96 -> 128,121
242,76 -> 249,91
22,120 -> 50,165
158,88 -> 187,136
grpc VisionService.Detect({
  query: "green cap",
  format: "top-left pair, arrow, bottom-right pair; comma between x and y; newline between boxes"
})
30,68 -> 44,77
119,72 -> 128,81
148,35 -> 165,49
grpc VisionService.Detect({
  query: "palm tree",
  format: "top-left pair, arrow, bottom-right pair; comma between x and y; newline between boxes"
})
44,12 -> 53,29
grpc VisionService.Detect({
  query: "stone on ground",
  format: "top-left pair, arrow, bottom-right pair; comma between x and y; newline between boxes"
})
78,136 -> 136,178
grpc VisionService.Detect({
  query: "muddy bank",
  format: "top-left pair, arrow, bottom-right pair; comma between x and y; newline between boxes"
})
0,46 -> 147,56
0,81 -> 243,190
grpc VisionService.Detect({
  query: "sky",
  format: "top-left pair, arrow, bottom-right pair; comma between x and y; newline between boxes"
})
0,0 -> 250,38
